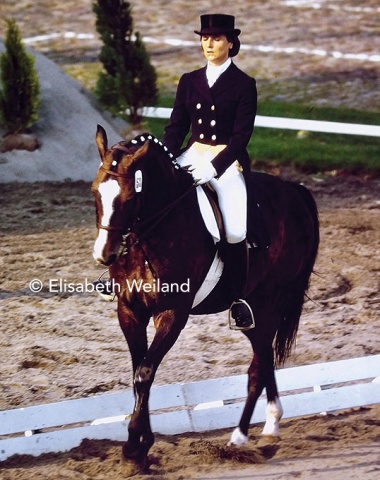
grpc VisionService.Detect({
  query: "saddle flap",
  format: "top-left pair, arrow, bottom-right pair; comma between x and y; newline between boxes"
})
196,185 -> 224,243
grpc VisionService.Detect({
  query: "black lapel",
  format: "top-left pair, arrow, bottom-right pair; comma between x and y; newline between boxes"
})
211,63 -> 239,95
190,66 -> 213,103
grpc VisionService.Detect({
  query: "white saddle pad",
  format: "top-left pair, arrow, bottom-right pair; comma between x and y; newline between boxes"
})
192,251 -> 224,309
177,143 -> 226,308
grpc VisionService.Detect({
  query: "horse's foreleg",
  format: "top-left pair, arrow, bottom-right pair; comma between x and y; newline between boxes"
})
121,307 -> 188,468
117,302 -> 152,467
124,355 -> 156,461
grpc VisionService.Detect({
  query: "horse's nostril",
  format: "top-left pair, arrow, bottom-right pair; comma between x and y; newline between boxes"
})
104,254 -> 117,266
93,253 -> 117,266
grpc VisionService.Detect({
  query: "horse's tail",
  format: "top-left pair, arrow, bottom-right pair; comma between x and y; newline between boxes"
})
274,183 -> 319,367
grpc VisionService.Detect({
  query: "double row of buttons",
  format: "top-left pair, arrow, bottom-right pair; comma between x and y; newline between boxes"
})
196,103 -> 217,141
196,103 -> 215,111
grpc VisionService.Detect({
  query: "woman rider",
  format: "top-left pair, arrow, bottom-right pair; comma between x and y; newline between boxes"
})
163,14 -> 257,330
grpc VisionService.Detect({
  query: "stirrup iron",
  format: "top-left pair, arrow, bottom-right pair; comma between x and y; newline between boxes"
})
229,299 -> 255,331
92,270 -> 116,302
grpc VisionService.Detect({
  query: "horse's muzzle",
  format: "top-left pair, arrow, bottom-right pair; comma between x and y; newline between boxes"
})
98,253 -> 117,267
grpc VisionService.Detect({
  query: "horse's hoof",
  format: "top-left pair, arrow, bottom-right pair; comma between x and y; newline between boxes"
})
257,435 -> 281,459
257,434 -> 280,446
227,427 -> 249,446
120,455 -> 148,477
257,437 -> 280,460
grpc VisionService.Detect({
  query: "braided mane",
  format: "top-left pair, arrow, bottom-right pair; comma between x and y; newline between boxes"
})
111,133 -> 180,171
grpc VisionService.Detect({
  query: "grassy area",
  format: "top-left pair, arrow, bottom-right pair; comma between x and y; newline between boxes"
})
63,64 -> 379,174
144,99 -> 380,174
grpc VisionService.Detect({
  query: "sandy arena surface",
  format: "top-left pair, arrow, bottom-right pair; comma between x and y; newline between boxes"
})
0,0 -> 379,478
0,172 -> 379,479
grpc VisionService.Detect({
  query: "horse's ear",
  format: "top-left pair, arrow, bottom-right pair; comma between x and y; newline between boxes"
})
119,141 -> 149,171
132,140 -> 150,162
96,124 -> 108,159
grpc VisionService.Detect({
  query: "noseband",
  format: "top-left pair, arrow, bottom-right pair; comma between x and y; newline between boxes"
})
97,223 -> 125,232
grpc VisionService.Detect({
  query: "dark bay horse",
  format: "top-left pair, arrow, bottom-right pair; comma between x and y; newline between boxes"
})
91,125 -> 319,473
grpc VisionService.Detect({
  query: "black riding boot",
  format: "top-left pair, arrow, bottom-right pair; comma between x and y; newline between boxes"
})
223,240 -> 255,330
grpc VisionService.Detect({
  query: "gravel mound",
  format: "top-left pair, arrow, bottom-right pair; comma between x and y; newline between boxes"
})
0,41 -> 126,183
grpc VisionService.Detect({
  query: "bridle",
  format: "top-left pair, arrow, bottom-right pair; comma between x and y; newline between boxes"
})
98,143 -> 136,179
96,143 -> 140,232
95,142 -> 196,251
97,185 -> 196,257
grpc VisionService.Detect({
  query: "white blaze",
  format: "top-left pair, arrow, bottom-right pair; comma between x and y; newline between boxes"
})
93,179 -> 121,262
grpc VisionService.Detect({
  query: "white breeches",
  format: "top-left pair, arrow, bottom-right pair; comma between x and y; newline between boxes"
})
209,164 -> 247,244
177,146 -> 247,244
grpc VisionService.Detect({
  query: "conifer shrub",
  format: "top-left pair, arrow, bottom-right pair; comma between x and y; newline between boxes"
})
0,18 -> 40,134
93,0 -> 158,125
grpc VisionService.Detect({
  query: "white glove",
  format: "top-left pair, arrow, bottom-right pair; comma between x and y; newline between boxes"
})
190,161 -> 217,185
176,148 -> 201,170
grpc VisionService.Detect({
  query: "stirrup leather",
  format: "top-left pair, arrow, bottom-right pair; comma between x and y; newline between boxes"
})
229,299 -> 255,331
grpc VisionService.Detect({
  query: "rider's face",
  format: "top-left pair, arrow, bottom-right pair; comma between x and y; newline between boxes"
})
201,34 -> 232,66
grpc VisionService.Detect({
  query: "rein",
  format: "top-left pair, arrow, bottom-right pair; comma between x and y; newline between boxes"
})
96,138 -> 196,250
96,188 -> 193,234
97,182 -> 197,246
131,184 -> 196,242
118,184 -> 196,255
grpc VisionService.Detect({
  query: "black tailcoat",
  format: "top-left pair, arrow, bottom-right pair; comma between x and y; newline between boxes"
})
164,62 -> 257,178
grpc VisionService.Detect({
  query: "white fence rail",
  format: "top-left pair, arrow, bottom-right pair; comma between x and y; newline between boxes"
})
143,107 -> 380,137
0,355 -> 379,461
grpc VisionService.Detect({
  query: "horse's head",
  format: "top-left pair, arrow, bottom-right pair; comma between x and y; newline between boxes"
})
91,125 -> 179,266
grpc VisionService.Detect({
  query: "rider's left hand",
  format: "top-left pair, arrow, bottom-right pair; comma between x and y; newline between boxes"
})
190,161 -> 217,185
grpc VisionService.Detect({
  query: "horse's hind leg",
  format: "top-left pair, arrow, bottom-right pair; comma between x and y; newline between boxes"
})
260,352 -> 283,438
229,320 -> 283,446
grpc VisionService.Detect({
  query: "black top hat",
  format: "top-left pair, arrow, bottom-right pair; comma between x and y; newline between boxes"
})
194,14 -> 241,37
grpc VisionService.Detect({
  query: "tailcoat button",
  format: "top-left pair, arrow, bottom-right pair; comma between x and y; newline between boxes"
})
211,135 -> 217,141
199,133 -> 205,139
210,120 -> 216,126
198,119 -> 202,124
196,103 -> 201,109
211,105 -> 215,111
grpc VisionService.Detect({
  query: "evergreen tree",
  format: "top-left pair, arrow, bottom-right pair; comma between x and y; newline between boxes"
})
0,18 -> 40,133
93,0 -> 158,124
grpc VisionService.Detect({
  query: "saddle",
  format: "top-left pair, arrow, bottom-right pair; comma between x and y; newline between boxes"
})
197,179 -> 270,250
188,142 -> 270,249
192,178 -> 269,309
196,184 -> 224,243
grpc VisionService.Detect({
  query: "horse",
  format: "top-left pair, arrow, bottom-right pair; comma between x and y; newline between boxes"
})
91,124 -> 319,474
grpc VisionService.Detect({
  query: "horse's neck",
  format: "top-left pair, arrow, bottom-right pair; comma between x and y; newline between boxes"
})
144,158 -> 188,215
139,171 -> 197,239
